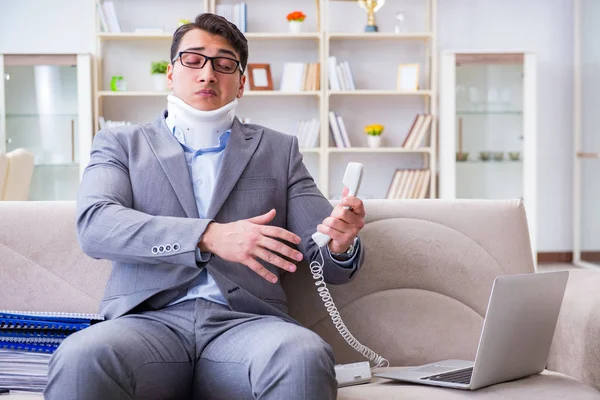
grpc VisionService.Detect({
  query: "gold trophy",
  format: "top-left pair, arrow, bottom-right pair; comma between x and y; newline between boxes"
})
358,0 -> 386,32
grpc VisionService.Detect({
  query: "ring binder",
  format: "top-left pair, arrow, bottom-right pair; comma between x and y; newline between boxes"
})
0,310 -> 104,392
0,310 -> 104,324
0,318 -> 90,331
0,341 -> 59,354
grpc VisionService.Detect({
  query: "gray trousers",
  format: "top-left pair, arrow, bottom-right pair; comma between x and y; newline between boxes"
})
44,299 -> 337,400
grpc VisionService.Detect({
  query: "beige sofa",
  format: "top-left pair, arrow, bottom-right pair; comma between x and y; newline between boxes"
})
1,200 -> 600,399
0,148 -> 35,201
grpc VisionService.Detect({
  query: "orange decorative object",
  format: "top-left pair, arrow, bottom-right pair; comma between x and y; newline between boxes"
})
286,11 -> 306,22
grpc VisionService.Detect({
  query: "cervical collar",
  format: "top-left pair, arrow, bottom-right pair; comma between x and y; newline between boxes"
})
166,95 -> 237,150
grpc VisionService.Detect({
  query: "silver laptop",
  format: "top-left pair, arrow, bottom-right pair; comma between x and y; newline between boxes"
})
375,271 -> 569,390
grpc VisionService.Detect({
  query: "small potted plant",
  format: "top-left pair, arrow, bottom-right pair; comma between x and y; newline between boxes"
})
110,75 -> 126,92
364,124 -> 384,148
287,11 -> 306,34
151,61 -> 169,92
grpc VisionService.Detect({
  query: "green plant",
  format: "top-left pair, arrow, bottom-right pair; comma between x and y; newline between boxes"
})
151,61 -> 169,75
110,76 -> 124,91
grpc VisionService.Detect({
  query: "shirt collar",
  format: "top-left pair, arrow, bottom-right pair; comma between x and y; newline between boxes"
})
171,125 -> 231,155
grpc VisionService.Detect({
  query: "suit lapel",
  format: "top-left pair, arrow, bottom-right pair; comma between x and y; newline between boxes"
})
142,112 -> 199,218
207,118 -> 262,219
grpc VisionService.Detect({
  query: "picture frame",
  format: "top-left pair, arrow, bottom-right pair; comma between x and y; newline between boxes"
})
247,63 -> 273,91
396,64 -> 420,91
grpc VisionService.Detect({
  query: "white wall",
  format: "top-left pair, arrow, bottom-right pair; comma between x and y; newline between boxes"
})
0,0 -> 95,54
1,0 -> 576,251
438,0 -> 574,252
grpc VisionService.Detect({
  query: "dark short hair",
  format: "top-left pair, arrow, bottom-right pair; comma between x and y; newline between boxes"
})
170,13 -> 248,73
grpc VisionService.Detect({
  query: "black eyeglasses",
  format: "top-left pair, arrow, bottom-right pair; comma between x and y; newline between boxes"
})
172,51 -> 243,74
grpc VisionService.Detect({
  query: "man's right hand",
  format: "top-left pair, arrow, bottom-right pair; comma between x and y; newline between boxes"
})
198,209 -> 303,283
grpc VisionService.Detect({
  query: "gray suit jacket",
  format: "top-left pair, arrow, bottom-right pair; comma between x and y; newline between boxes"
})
77,111 -> 364,322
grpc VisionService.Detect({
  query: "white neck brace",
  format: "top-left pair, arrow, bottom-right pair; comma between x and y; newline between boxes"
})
166,95 -> 237,150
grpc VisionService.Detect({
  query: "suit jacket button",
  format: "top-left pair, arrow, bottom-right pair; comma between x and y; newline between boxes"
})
173,243 -> 181,251
151,246 -> 159,255
165,244 -> 172,252
158,245 -> 165,253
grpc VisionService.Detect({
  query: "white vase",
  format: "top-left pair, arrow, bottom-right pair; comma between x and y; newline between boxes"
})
289,21 -> 303,34
152,74 -> 167,92
367,135 -> 382,148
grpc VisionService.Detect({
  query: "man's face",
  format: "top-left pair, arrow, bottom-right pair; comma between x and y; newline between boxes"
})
167,28 -> 245,111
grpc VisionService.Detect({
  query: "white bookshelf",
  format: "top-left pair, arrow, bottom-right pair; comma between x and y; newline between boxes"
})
94,0 -> 438,200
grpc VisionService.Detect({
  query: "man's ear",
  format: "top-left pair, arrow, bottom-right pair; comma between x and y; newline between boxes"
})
237,73 -> 246,98
167,63 -> 174,90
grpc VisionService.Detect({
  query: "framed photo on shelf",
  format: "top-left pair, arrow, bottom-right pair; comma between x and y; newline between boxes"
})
247,64 -> 273,91
396,64 -> 420,91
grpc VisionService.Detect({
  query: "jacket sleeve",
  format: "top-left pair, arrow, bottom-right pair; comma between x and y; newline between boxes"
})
285,136 -> 364,284
76,129 -> 211,268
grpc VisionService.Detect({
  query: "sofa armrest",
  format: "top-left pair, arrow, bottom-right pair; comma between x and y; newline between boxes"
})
547,269 -> 600,390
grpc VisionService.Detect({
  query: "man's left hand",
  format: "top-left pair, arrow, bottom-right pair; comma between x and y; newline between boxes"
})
316,187 -> 365,254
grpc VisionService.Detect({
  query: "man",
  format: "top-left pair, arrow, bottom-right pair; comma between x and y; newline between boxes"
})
45,13 -> 365,400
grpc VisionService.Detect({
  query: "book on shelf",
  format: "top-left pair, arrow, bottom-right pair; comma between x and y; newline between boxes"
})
97,1 -> 122,33
216,3 -> 247,33
386,169 -> 430,199
291,118 -> 320,148
402,113 -> 433,149
327,57 -> 356,91
280,63 -> 320,92
328,112 -> 351,148
0,310 -> 104,392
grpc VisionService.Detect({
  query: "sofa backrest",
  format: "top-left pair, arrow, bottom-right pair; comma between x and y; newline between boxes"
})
0,201 -> 110,313
282,199 -> 535,366
0,199 -> 535,367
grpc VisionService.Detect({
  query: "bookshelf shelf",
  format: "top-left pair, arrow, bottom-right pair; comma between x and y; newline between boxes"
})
97,32 -> 323,42
245,32 -> 322,40
98,32 -> 173,40
244,91 -> 321,97
328,32 -> 432,40
327,147 -> 432,154
98,90 -> 322,98
94,0 -> 438,200
328,90 -> 433,96
97,91 -> 170,97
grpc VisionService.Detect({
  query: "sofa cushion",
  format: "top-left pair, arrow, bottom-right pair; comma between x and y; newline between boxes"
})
2,371 -> 599,399
339,369 -> 600,399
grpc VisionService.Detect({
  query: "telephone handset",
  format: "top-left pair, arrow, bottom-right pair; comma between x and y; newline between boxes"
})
310,162 -> 389,370
311,162 -> 363,248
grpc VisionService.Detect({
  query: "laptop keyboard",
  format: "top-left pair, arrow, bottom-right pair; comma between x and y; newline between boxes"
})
421,367 -> 473,385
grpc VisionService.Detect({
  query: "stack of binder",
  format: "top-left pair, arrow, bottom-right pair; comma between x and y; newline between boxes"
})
0,310 -> 103,393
